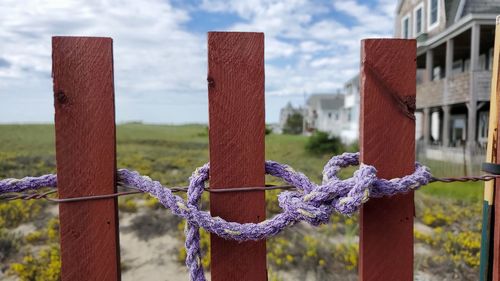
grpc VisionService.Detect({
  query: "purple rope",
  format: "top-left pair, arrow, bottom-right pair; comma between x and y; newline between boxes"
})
0,152 -> 432,281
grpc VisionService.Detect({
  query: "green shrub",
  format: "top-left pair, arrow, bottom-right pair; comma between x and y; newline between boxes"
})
283,113 -> 303,135
0,200 -> 44,229
196,126 -> 209,137
46,218 -> 59,242
0,229 -> 21,262
344,140 -> 359,152
9,245 -> 61,281
305,131 -> 343,155
25,231 -> 45,244
118,197 -> 138,213
144,196 -> 161,210
265,125 -> 273,135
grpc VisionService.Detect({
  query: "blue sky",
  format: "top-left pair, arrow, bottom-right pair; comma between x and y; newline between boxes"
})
0,0 -> 397,124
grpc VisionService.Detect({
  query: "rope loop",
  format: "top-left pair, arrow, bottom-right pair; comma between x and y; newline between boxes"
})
0,152 -> 433,281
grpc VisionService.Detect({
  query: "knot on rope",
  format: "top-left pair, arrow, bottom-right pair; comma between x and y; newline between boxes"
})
278,191 -> 332,225
177,152 -> 431,280
0,152 -> 433,281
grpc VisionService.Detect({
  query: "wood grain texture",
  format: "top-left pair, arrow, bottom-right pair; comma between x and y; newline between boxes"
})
208,32 -> 267,281
52,37 -> 120,281
359,39 -> 416,281
491,17 -> 500,281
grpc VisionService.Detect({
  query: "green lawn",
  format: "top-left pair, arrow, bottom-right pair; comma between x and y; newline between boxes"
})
0,124 -> 486,280
417,158 -> 484,202
0,123 -> 483,201
421,181 -> 483,202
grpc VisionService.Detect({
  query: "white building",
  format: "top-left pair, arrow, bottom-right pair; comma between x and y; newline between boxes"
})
304,94 -> 345,136
279,75 -> 361,142
340,75 -> 360,143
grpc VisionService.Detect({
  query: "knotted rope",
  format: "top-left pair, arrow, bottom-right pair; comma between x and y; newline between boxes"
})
0,152 -> 432,281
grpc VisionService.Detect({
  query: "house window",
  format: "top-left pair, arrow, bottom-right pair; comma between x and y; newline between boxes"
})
414,4 -> 424,35
479,111 -> 489,146
489,48 -> 494,70
401,14 -> 410,38
428,0 -> 439,30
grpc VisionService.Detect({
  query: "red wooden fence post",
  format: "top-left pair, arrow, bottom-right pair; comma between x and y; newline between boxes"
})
359,39 -> 416,281
52,37 -> 120,281
208,32 -> 267,281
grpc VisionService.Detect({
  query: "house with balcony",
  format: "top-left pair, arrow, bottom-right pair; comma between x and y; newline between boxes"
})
396,0 -> 500,169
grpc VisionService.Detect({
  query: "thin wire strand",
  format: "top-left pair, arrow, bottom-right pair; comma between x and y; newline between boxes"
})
0,183 -> 296,203
430,174 -> 500,183
1,174 -> 499,203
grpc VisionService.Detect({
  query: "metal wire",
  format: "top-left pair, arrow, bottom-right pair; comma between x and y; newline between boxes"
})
1,174 -> 499,203
0,183 -> 296,203
430,174 -> 500,183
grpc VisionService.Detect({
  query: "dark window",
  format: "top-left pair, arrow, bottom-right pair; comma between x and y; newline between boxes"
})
430,0 -> 438,25
403,17 -> 409,38
415,8 -> 422,34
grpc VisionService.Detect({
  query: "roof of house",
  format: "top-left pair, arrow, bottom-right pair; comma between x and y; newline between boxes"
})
461,0 -> 500,17
307,94 -> 344,111
398,0 -> 500,25
320,98 -> 344,110
445,0 -> 462,26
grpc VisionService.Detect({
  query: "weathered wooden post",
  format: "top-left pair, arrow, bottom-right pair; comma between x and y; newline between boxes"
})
486,16 -> 500,281
53,37 -> 121,281
207,32 -> 267,281
359,39 -> 416,281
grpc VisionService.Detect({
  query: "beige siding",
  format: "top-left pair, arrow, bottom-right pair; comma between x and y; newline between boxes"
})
474,71 -> 492,101
445,72 -> 470,104
417,79 -> 444,108
416,71 -> 491,108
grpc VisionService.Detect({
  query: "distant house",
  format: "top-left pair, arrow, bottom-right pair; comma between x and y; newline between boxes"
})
304,94 -> 345,136
396,0 -> 500,167
279,76 -> 360,142
302,78 -> 360,143
340,75 -> 360,143
278,102 -> 303,133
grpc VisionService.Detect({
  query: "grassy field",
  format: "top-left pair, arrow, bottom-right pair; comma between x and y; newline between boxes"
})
0,124 -> 486,280
0,123 -> 483,200
0,124 -> 338,186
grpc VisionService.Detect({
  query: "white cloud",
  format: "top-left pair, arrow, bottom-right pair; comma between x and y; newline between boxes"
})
299,41 -> 329,53
0,0 -> 397,123
333,0 -> 394,32
0,0 -> 207,123
200,0 -> 397,111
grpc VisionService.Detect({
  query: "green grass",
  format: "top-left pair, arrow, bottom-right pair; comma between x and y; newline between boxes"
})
421,181 -> 483,202
417,158 -> 483,202
0,124 -> 55,154
0,124 -> 486,280
0,124 -> 329,184
0,123 -> 483,201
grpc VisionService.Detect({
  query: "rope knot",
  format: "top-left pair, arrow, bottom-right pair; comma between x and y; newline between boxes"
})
278,191 -> 332,225
0,152 -> 434,281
